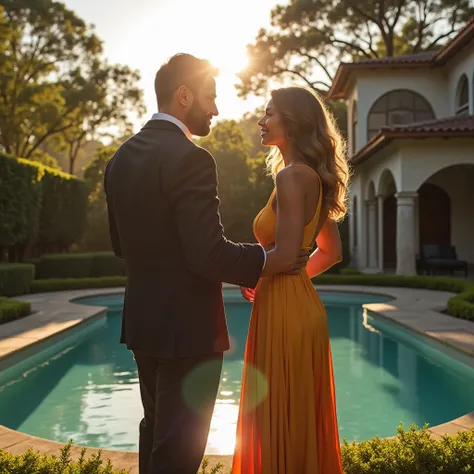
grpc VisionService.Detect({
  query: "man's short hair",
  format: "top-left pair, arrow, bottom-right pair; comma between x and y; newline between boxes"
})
155,53 -> 218,108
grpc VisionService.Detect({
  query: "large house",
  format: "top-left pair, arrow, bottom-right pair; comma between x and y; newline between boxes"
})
328,19 -> 474,276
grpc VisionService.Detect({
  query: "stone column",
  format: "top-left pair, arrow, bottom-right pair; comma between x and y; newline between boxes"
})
395,192 -> 417,276
367,199 -> 378,268
349,198 -> 355,261
377,195 -> 384,272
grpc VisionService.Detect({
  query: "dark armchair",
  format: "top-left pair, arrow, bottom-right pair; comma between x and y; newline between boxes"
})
416,244 -> 468,276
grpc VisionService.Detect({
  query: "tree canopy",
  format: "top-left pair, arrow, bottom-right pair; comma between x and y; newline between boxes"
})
0,0 -> 145,173
237,0 -> 473,97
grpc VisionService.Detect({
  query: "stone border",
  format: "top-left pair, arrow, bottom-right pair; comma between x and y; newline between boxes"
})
1,284 -> 474,472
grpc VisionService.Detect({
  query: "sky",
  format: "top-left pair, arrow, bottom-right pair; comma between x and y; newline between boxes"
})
63,0 -> 281,130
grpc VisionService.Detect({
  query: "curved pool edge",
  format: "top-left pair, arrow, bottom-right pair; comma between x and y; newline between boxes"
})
1,284 -> 474,470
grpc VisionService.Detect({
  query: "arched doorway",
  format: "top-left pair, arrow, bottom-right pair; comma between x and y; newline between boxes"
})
383,196 -> 397,268
415,164 -> 474,272
418,183 -> 451,247
379,171 -> 397,269
366,182 -> 377,268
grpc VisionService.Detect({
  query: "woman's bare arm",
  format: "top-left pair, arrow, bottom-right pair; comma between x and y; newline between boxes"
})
306,218 -> 343,279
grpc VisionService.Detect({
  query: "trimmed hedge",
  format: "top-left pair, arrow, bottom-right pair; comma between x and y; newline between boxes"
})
1,425 -> 473,473
34,163 -> 88,248
31,276 -> 126,293
0,263 -> 35,296
447,291 -> 474,321
0,153 -> 88,254
0,297 -> 31,324
25,273 -> 474,321
35,252 -> 126,279
0,153 -> 43,247
313,273 -> 473,293
313,274 -> 474,321
35,253 -> 94,279
90,252 -> 126,278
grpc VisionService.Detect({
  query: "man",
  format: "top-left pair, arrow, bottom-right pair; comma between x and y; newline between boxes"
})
104,53 -> 308,474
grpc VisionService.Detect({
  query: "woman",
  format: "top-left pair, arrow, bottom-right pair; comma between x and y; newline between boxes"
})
232,86 -> 350,474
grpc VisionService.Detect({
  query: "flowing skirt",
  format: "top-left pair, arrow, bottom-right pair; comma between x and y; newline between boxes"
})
232,272 -> 343,474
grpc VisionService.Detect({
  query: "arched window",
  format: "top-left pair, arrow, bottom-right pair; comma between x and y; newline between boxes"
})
367,90 -> 435,140
352,101 -> 358,155
456,75 -> 469,115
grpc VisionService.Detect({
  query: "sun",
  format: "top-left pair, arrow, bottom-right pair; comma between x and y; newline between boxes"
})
206,48 -> 249,80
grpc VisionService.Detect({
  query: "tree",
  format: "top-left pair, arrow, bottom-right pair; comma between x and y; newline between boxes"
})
0,0 -> 145,170
198,121 -> 273,243
81,144 -> 118,250
237,107 -> 266,157
237,0 -> 473,98
28,148 -> 61,169
58,61 -> 145,174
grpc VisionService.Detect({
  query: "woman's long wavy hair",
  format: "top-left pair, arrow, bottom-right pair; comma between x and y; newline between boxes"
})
266,86 -> 351,222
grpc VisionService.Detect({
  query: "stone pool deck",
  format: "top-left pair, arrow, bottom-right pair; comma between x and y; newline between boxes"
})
1,284 -> 474,471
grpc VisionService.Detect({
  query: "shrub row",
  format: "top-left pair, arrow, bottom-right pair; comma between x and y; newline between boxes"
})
3,266 -> 474,322
25,272 -> 474,322
31,276 -> 126,294
0,297 -> 31,325
0,152 -> 88,253
1,425 -> 473,473
0,263 -> 35,296
34,252 -> 126,279
340,424 -> 474,474
313,273 -> 474,321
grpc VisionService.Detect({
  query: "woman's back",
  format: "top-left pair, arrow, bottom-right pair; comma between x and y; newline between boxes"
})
232,165 -> 344,474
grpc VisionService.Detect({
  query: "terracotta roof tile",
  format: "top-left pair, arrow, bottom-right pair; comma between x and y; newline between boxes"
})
329,18 -> 474,98
346,52 -> 435,67
351,115 -> 474,165
381,115 -> 474,133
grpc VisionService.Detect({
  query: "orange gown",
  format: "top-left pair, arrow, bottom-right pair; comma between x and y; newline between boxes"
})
232,167 -> 343,474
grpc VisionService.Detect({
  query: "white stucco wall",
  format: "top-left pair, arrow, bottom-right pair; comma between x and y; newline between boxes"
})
356,143 -> 402,197
351,139 -> 474,268
427,166 -> 474,263
348,172 -> 366,268
398,139 -> 474,191
350,145 -> 402,268
352,138 -> 474,267
400,139 -> 474,263
447,44 -> 474,115
354,71 -> 449,152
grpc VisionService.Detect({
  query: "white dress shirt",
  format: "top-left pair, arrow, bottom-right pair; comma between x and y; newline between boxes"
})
150,113 -> 267,273
151,112 -> 193,141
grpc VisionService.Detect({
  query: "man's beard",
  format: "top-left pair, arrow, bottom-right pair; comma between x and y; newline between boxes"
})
186,101 -> 211,137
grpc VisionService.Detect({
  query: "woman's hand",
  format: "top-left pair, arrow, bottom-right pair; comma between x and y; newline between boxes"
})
240,286 -> 256,303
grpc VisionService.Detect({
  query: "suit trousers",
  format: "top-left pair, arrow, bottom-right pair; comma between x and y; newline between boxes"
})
134,351 -> 223,474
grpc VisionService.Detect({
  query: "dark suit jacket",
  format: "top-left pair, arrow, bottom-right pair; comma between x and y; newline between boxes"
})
104,120 -> 265,357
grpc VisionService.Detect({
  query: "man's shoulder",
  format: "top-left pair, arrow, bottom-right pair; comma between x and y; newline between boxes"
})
112,128 -> 214,165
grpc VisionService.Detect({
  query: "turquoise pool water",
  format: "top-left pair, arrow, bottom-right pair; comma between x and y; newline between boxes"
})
1,289 -> 474,455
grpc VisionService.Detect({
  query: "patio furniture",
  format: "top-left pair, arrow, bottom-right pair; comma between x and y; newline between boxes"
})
417,244 -> 468,276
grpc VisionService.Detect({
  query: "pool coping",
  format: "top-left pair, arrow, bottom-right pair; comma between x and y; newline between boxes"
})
1,284 -> 474,472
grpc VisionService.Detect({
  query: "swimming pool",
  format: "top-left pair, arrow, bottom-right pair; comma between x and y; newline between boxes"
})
0,289 -> 473,455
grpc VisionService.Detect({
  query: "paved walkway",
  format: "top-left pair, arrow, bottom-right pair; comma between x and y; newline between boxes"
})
0,284 -> 473,471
